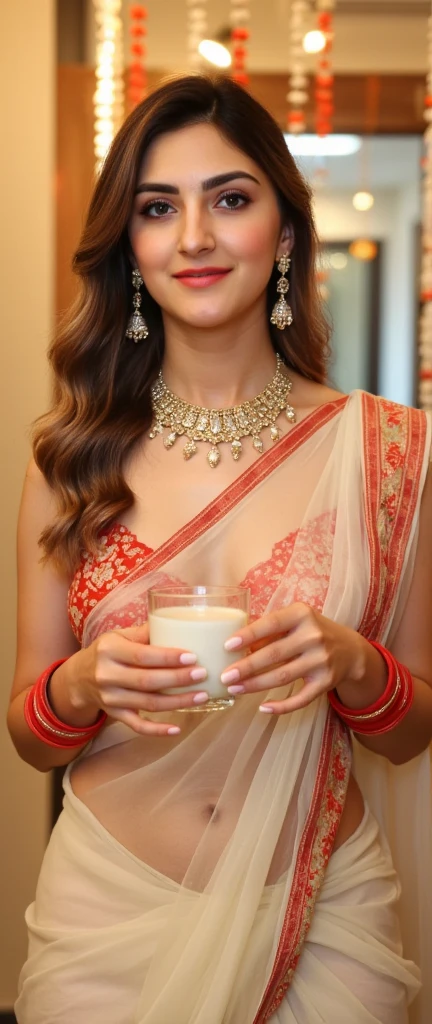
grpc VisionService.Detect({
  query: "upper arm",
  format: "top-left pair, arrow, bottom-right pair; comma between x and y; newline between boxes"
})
390,462 -> 432,684
9,458 -> 80,705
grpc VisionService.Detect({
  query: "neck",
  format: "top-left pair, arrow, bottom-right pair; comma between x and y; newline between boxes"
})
161,309 -> 278,408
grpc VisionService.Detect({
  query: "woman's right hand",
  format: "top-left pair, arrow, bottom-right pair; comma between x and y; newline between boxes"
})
53,624 -> 209,737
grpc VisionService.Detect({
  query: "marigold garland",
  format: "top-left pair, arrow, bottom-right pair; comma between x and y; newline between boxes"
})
287,0 -> 311,135
127,3 -> 148,109
230,0 -> 250,86
315,0 -> 335,138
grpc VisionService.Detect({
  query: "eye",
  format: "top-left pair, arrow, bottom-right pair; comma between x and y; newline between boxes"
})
140,199 -> 175,218
216,191 -> 250,211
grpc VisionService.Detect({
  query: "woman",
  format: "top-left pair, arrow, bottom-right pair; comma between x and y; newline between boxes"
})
8,75 -> 432,1024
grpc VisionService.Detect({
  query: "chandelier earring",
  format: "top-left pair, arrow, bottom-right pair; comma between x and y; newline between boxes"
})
125,269 -> 149,342
270,254 -> 293,330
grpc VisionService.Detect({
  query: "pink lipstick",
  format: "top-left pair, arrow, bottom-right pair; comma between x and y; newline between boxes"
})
172,267 -> 232,289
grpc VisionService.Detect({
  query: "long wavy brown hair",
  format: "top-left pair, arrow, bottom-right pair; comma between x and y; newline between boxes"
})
34,74 -> 331,574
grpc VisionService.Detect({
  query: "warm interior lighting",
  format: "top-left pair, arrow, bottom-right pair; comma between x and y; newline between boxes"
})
198,39 -> 232,68
353,190 -> 375,212
349,239 -> 378,261
284,134 -> 362,157
329,252 -> 348,270
303,30 -> 326,54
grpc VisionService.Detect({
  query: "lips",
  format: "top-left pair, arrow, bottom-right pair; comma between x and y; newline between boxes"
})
173,267 -> 232,289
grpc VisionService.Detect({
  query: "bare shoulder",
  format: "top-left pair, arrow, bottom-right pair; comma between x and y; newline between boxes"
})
289,373 -> 344,416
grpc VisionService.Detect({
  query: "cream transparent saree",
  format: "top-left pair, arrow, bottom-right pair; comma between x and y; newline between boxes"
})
16,391 -> 431,1024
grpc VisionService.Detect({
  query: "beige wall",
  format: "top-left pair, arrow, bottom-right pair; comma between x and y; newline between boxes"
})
0,0 -> 55,1008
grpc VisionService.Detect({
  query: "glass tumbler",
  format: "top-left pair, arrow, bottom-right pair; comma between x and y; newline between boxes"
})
148,585 -> 250,712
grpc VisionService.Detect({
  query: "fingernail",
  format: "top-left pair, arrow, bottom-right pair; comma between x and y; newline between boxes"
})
227,684 -> 245,695
190,667 -> 208,682
167,726 -> 181,735
224,637 -> 243,651
259,705 -> 274,714
220,668 -> 240,684
193,691 -> 209,705
179,653 -> 198,665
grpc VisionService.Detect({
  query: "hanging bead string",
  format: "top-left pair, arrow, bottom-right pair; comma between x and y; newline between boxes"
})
127,3 -> 148,110
287,0 -> 311,136
186,0 -> 208,70
230,0 -> 250,87
93,0 -> 125,174
315,0 -> 335,138
419,2 -> 432,413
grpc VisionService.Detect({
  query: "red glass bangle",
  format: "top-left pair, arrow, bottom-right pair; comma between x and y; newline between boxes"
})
327,641 -> 414,736
24,659 -> 107,750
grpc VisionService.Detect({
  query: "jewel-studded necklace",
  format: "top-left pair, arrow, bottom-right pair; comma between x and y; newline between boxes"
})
149,354 -> 296,469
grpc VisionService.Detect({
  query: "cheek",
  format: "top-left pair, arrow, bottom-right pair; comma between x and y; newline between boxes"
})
129,222 -> 171,272
228,214 -> 280,267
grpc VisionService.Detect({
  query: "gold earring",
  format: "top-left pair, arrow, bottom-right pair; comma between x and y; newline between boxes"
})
270,254 -> 293,330
125,269 -> 149,342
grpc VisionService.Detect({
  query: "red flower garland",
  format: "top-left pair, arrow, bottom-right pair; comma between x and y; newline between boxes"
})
128,3 -> 148,109
315,6 -> 335,138
230,3 -> 250,87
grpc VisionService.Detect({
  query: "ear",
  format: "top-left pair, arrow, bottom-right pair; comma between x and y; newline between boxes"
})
276,223 -> 295,261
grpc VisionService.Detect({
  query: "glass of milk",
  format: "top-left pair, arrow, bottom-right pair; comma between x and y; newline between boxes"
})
148,585 -> 250,712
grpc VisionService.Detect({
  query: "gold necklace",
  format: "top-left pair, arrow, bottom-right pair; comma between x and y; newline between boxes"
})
149,354 -> 296,468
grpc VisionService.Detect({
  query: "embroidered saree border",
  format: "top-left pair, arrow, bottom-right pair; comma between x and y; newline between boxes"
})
119,396 -> 349,586
358,393 -> 427,640
252,710 -> 351,1023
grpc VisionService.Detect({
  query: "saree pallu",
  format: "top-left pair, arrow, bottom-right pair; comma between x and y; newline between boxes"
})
16,391 -> 432,1023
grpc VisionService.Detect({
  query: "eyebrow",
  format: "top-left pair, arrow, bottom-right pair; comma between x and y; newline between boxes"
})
134,171 -> 261,196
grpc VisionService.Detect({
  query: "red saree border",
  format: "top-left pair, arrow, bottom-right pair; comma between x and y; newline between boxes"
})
121,396 -> 349,585
358,394 -> 428,640
252,710 -> 351,1023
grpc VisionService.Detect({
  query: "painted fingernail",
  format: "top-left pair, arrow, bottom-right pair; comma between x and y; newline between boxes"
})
167,726 -> 181,735
227,684 -> 245,695
224,637 -> 243,651
220,668 -> 240,684
179,653 -> 198,665
259,705 -> 274,714
193,691 -> 209,705
190,667 -> 208,682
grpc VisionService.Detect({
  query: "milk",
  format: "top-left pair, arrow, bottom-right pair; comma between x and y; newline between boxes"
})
148,605 -> 248,699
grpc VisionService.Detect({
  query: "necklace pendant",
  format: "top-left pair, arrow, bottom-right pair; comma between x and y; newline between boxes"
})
183,439 -> 197,460
149,422 -> 163,439
270,425 -> 280,442
231,439 -> 242,461
252,436 -> 264,453
207,446 -> 221,469
286,405 -> 296,423
164,431 -> 177,449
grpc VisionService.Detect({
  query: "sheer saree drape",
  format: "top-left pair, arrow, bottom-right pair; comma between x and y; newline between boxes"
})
16,392 -> 431,1024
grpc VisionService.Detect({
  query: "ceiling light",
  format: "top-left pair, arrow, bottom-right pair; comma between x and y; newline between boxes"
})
284,134 -> 362,157
198,39 -> 231,68
329,252 -> 348,270
353,190 -> 374,212
303,30 -> 326,54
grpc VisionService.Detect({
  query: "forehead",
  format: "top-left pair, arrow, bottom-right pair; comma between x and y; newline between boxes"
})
138,122 -> 263,184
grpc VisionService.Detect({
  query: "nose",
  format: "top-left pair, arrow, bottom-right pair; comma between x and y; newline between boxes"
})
177,201 -> 215,257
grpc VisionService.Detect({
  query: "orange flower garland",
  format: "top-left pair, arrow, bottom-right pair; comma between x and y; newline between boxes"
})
128,3 -> 148,110
315,0 -> 335,138
230,0 -> 250,86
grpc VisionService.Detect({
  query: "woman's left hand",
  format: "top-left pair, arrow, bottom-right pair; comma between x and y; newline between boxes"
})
220,602 -> 367,714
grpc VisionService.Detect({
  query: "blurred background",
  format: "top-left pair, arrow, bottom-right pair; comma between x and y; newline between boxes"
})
1,0 -> 431,1015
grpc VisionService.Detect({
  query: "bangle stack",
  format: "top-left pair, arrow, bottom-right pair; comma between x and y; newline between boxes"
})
327,641 -> 414,736
24,659 -> 107,750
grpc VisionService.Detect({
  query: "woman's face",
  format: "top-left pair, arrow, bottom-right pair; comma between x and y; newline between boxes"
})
128,122 -> 291,330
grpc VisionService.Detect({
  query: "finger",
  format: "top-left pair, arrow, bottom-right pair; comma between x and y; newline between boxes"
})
98,664 -> 207,693
258,680 -> 327,715
100,685 -> 210,713
101,632 -> 199,670
108,707 -> 183,738
224,603 -> 310,653
221,646 -> 320,688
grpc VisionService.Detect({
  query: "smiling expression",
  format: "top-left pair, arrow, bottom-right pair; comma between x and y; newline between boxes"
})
128,123 -> 291,331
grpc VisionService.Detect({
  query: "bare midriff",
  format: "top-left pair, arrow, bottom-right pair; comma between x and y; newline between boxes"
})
70,725 -> 364,885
